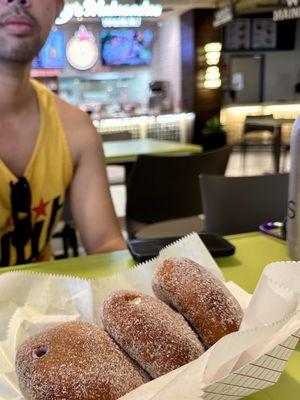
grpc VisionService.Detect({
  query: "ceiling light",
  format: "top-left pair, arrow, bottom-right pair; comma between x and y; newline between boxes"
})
204,79 -> 222,89
204,42 -> 222,53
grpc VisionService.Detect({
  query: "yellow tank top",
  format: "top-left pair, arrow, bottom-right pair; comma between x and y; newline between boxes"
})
0,79 -> 73,266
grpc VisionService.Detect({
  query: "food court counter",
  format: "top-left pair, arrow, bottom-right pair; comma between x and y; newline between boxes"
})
92,112 -> 195,143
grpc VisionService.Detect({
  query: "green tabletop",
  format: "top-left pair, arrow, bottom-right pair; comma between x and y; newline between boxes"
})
0,232 -> 298,400
216,232 -> 290,293
103,138 -> 202,163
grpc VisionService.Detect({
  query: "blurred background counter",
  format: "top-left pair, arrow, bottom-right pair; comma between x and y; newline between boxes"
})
92,112 -> 195,143
221,101 -> 299,145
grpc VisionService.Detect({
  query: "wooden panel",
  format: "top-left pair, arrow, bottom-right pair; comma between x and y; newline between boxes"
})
180,11 -> 196,112
180,9 -> 223,143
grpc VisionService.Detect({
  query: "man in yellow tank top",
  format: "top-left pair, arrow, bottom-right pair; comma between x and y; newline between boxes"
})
0,0 -> 126,266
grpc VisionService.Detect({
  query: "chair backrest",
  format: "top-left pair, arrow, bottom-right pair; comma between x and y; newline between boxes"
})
126,145 -> 232,224
101,131 -> 132,142
244,114 -> 274,135
199,173 -> 289,235
61,200 -> 74,225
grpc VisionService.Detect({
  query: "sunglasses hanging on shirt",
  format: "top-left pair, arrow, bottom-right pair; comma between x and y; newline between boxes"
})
10,176 -> 32,259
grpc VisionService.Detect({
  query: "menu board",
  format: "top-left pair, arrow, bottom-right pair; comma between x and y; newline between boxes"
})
32,30 -> 66,69
224,19 -> 251,51
251,18 -> 277,49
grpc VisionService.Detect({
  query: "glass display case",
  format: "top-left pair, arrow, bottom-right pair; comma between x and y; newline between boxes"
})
59,71 -> 151,116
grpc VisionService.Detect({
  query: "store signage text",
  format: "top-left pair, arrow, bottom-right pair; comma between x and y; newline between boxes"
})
213,5 -> 234,27
273,0 -> 300,21
56,0 -> 163,25
101,17 -> 142,27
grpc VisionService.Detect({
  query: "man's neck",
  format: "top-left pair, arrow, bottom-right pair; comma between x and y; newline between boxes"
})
0,62 -> 33,115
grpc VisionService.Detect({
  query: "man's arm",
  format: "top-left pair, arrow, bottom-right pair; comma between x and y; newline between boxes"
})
57,99 -> 126,254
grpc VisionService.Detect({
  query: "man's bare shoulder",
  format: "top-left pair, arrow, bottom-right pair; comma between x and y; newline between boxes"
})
55,96 -> 94,135
54,96 -> 100,164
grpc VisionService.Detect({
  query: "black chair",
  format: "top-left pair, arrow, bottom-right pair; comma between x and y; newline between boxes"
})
126,145 -> 232,239
52,201 -> 79,259
241,114 -> 275,169
199,173 -> 289,235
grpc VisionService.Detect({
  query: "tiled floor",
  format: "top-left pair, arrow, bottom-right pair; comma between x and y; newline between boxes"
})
52,148 -> 290,257
226,148 -> 290,176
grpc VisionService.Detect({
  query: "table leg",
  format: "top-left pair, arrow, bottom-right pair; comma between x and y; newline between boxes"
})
272,126 -> 282,173
124,162 -> 135,186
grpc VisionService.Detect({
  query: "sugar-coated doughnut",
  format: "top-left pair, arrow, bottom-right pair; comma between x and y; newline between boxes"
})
101,290 -> 204,379
16,321 -> 148,400
152,257 -> 243,349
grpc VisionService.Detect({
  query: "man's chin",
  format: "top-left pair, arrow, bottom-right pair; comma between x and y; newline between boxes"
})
0,37 -> 43,64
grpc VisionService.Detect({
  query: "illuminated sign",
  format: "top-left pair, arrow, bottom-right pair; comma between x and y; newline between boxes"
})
32,30 -> 66,69
66,25 -> 99,70
213,5 -> 234,28
101,17 -> 142,27
273,0 -> 300,21
56,0 -> 162,25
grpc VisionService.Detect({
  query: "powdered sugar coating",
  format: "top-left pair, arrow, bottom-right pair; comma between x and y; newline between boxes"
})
101,290 -> 204,379
16,321 -> 148,400
152,257 -> 243,349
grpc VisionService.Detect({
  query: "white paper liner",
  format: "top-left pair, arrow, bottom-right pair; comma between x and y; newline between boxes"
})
0,233 -> 299,400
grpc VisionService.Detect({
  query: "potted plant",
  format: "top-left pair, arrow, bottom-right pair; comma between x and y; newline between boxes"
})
201,116 -> 227,151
